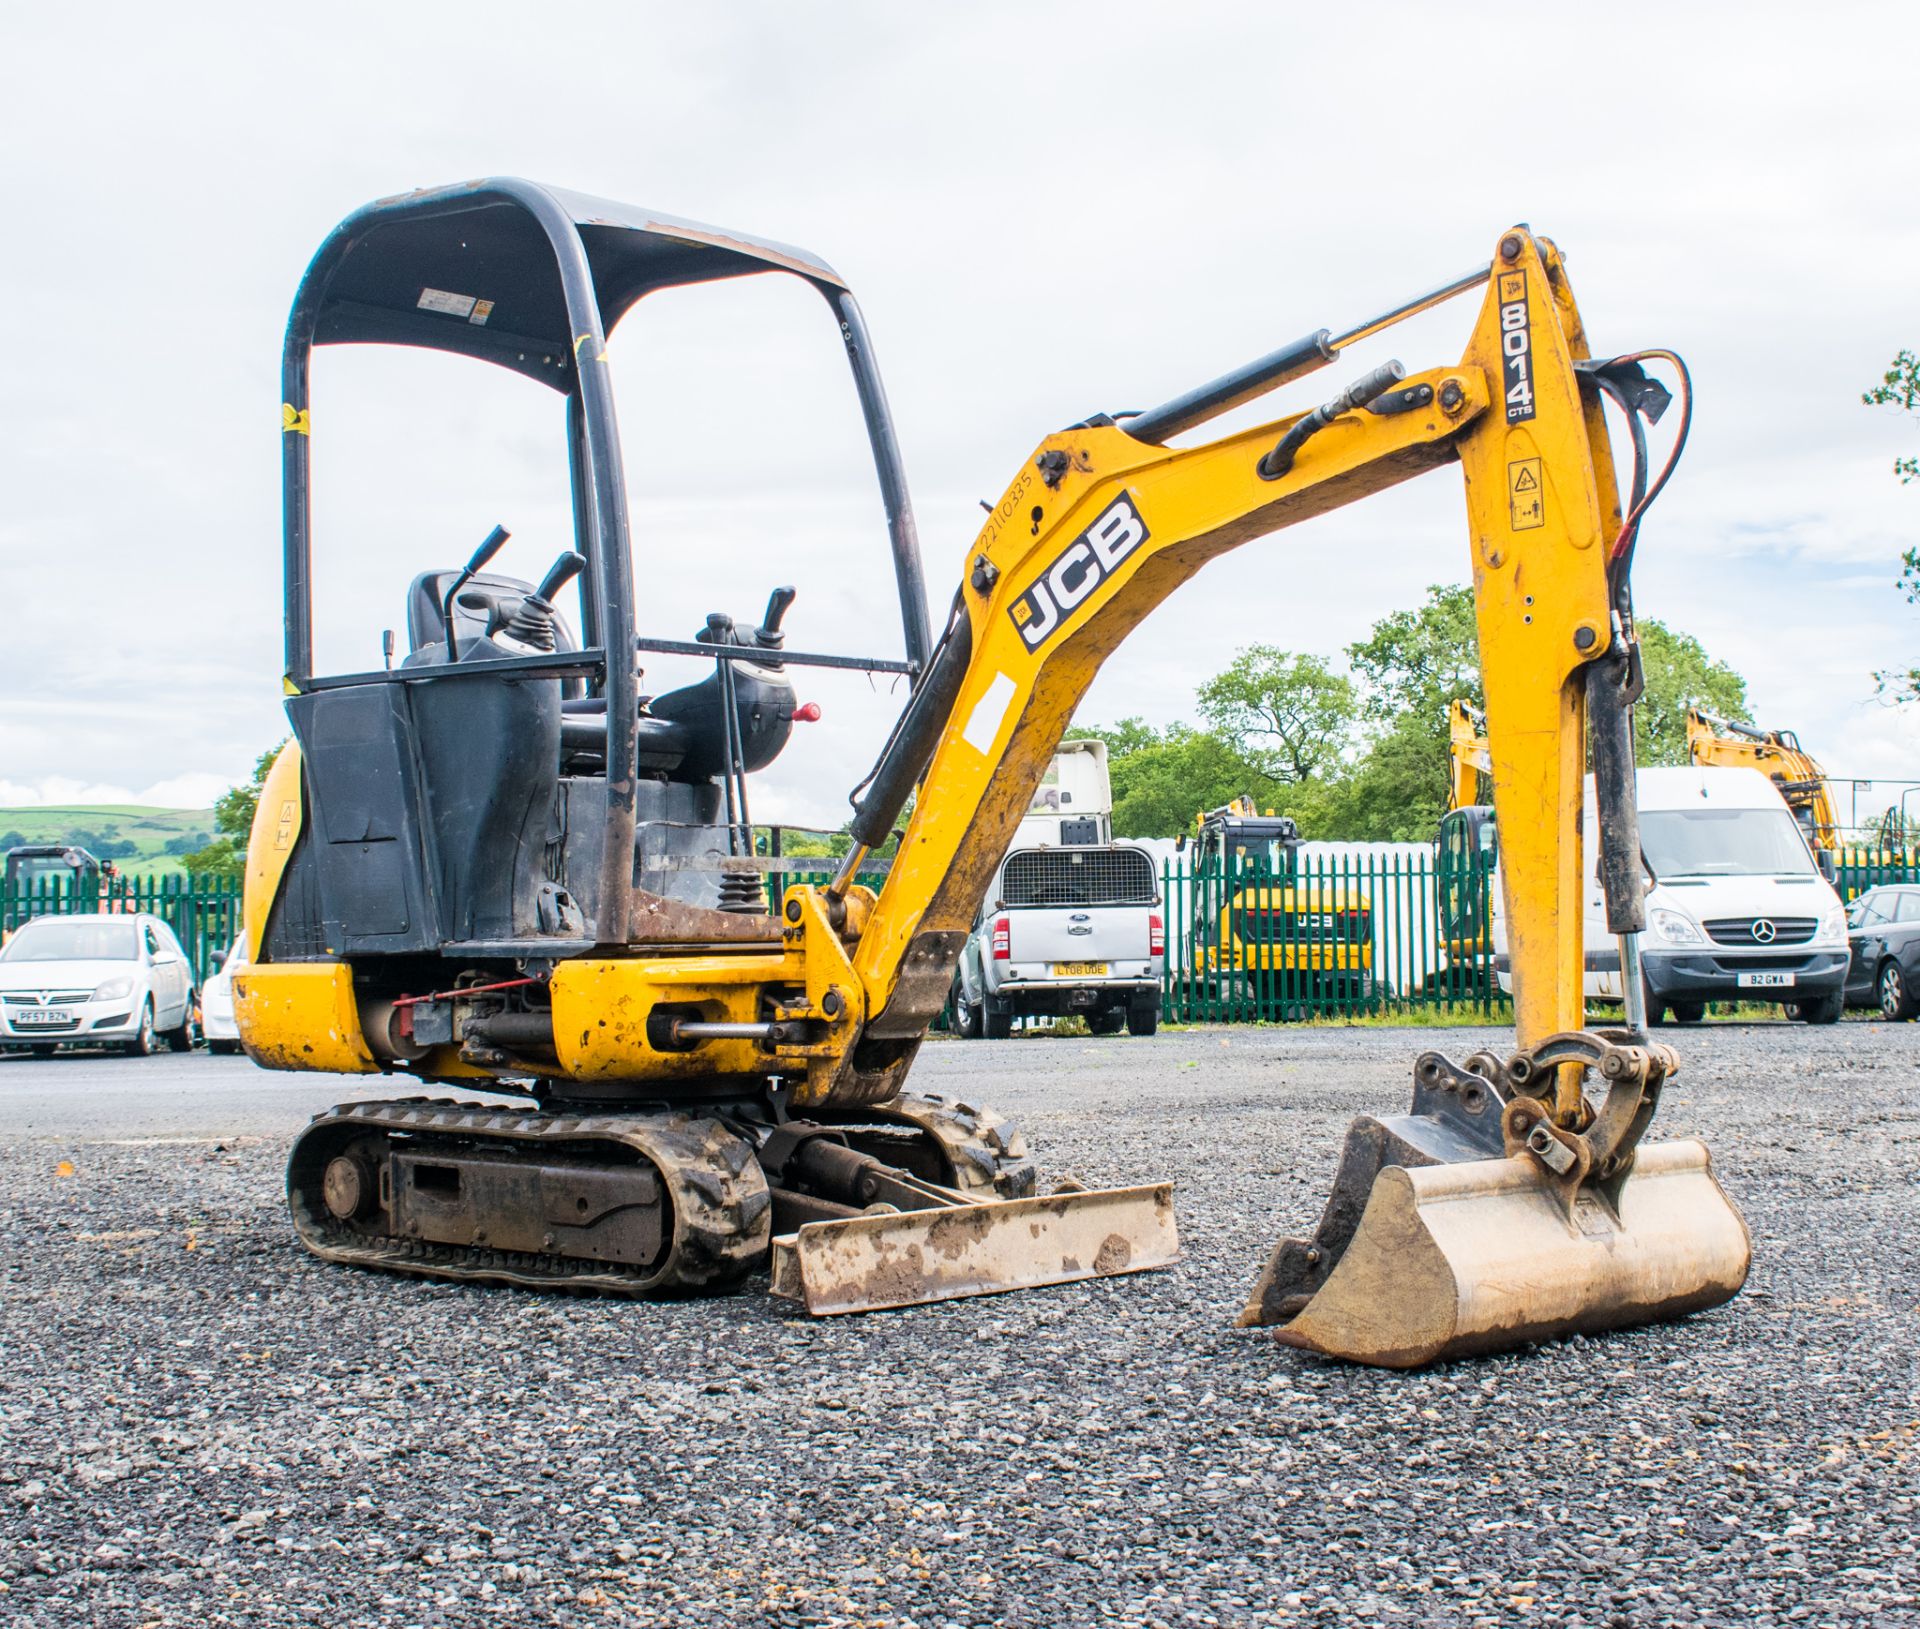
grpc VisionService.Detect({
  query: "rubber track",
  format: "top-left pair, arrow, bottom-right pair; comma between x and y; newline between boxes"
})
865,1093 -> 1038,1197
286,1099 -> 770,1297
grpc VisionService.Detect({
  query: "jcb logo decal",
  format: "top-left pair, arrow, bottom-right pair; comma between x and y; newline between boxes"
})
1008,494 -> 1150,650
1498,269 -> 1535,424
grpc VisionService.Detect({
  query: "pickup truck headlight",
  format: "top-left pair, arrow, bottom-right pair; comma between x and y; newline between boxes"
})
1648,908 -> 1706,947
94,977 -> 134,1001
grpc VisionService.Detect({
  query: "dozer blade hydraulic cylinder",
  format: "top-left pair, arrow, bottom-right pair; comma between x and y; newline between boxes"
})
769,1183 -> 1179,1315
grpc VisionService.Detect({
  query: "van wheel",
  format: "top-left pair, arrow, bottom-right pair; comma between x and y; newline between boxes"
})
1797,989 -> 1846,1025
983,1000 -> 1013,1040
1878,963 -> 1915,1022
1667,1000 -> 1706,1025
1640,979 -> 1666,1028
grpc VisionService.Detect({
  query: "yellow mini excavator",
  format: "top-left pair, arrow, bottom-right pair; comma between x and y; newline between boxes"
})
237,181 -> 1749,1366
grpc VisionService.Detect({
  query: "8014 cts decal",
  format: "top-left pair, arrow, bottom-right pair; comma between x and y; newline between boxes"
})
1498,270 -> 1535,424
1008,493 -> 1150,650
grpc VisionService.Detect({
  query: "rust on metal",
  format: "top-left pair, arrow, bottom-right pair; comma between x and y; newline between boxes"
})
768,1182 -> 1178,1315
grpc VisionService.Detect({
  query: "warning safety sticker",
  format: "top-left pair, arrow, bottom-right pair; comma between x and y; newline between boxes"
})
1508,458 -> 1544,530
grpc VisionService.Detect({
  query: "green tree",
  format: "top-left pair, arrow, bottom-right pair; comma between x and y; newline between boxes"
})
1862,349 -> 1920,703
1346,583 -> 1483,726
1075,719 -> 1258,838
1633,621 -> 1749,765
1195,647 -> 1357,785
182,743 -> 287,880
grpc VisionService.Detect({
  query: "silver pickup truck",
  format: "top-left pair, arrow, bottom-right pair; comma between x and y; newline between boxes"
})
951,843 -> 1163,1037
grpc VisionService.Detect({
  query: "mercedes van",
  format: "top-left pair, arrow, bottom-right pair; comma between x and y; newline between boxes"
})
1494,766 -> 1849,1024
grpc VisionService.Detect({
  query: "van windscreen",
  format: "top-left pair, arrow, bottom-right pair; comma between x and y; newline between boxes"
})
1639,808 -> 1814,879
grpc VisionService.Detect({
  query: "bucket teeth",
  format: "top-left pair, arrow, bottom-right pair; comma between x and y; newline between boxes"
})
1242,1051 -> 1751,1368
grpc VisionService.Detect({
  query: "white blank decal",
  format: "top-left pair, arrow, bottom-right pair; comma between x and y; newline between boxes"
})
960,673 -> 1017,755
418,287 -> 478,318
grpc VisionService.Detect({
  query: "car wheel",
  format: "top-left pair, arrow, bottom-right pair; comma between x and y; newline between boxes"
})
164,1009 -> 197,1052
1667,1000 -> 1707,1025
124,1001 -> 157,1057
1879,962 -> 1916,1022
1125,1000 -> 1159,1037
1797,989 -> 1846,1026
983,1000 -> 1013,1040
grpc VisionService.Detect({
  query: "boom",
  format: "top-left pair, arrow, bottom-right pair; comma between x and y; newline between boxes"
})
812,226 -> 1632,1107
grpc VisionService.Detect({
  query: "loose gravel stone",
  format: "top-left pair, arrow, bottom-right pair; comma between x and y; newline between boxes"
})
0,1020 -> 1914,1626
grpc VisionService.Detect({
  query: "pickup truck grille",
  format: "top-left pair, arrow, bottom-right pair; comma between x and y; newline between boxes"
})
1002,847 -> 1156,908
1703,917 -> 1816,947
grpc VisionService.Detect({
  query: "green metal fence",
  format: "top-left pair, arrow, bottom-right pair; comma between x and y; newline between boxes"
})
1,874 -> 243,986
1160,849 -> 1506,1022
1834,849 -> 1920,903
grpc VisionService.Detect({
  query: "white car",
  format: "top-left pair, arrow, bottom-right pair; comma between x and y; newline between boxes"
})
200,935 -> 247,1054
0,912 -> 197,1056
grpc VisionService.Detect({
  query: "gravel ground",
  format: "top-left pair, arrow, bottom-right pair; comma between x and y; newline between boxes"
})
0,1019 -> 1914,1628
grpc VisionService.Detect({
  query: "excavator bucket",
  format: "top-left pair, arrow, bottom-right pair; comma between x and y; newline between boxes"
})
1240,1051 -> 1750,1368
769,1182 -> 1178,1315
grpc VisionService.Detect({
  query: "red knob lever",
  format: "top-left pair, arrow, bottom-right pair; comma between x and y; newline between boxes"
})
791,702 -> 822,723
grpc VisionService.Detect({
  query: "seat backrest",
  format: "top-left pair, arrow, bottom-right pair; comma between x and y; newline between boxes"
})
406,570 -> 580,655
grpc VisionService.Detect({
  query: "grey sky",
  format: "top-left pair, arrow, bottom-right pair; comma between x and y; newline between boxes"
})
4,3 -> 1917,827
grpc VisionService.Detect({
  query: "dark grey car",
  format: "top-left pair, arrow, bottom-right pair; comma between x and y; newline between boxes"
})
1843,885 -> 1920,1020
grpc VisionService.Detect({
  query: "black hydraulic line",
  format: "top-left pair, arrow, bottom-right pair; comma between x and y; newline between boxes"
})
845,597 -> 973,851
1256,362 -> 1407,481
1587,653 -> 1647,938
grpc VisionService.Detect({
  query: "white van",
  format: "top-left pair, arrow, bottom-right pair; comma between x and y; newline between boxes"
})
1494,766 -> 1850,1024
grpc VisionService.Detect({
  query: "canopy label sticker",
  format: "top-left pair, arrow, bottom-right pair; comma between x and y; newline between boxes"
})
417,287 -> 478,319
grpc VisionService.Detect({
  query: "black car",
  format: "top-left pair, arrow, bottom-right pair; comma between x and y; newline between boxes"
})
1843,885 -> 1920,1020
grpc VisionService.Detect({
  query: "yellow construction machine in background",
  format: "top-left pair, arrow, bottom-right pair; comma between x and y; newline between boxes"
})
1686,709 -> 1843,858
237,182 -> 1749,1366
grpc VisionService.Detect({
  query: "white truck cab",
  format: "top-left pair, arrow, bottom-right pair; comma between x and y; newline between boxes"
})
1494,766 -> 1849,1024
953,741 -> 1165,1038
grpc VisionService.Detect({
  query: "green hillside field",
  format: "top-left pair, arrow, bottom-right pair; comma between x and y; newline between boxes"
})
0,806 -> 218,879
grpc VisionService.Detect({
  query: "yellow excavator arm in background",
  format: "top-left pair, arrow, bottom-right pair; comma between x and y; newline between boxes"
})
1686,708 -> 1841,851
1448,699 -> 1492,812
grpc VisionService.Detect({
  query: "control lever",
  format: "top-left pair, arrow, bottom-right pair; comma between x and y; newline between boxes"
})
498,552 -> 585,652
443,524 -> 511,662
756,585 -> 797,650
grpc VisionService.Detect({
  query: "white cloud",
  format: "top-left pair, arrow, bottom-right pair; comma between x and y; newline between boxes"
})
0,774 -> 228,811
1,2 -> 1917,820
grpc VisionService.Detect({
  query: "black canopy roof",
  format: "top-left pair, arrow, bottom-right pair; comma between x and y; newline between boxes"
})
296,178 -> 847,390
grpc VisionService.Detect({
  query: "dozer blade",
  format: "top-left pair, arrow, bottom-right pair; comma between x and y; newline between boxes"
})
768,1182 -> 1178,1315
1240,1050 -> 1751,1368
